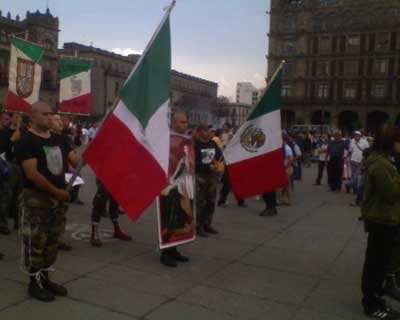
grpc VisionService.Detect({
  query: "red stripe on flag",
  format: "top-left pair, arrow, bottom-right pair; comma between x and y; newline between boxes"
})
6,91 -> 32,112
226,148 -> 288,200
83,114 -> 168,221
59,94 -> 92,114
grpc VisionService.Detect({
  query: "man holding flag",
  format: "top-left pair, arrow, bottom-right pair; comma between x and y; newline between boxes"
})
83,2 -> 174,223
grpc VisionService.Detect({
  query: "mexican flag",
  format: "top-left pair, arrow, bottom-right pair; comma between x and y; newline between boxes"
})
83,13 -> 172,221
59,58 -> 92,114
6,38 -> 44,112
224,67 -> 288,199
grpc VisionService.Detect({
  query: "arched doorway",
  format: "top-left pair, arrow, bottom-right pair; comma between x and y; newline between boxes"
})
338,111 -> 359,135
367,111 -> 389,135
311,110 -> 331,125
281,110 -> 295,129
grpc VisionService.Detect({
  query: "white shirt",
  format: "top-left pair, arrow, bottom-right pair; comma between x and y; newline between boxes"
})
349,138 -> 369,163
318,143 -> 328,162
88,127 -> 98,140
81,128 -> 89,145
284,144 -> 293,167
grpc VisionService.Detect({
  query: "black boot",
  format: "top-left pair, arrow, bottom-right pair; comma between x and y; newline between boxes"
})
28,270 -> 55,302
384,273 -> 400,301
160,251 -> 177,267
170,248 -> 189,262
42,271 -> 68,296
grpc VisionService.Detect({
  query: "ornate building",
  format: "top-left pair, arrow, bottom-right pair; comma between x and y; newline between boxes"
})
0,10 -> 218,123
215,101 -> 252,129
268,0 -> 400,133
0,9 -> 59,109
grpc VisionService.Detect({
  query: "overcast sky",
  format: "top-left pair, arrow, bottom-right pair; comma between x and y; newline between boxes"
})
3,0 -> 271,99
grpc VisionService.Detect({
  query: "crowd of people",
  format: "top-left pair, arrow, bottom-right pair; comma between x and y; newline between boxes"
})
3,103 -> 400,319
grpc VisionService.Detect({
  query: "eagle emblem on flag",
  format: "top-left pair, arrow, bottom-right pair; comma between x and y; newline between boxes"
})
240,125 -> 266,153
70,75 -> 82,97
16,58 -> 35,98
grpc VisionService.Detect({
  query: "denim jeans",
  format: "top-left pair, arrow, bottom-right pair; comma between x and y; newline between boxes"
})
349,161 -> 361,194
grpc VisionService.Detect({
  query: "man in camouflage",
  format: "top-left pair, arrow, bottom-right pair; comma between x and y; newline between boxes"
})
195,124 -> 222,237
15,102 -> 78,302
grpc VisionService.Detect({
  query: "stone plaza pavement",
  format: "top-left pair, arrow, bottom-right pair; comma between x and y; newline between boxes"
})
0,164 -> 392,320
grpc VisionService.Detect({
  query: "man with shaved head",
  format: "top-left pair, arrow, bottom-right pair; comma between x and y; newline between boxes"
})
14,101 -> 78,302
159,112 -> 193,267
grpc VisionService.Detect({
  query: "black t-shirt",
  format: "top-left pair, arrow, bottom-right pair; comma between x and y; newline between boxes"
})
14,131 -> 71,189
0,128 -> 15,161
195,140 -> 222,174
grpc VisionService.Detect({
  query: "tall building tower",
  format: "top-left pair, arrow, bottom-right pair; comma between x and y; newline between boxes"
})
268,0 -> 400,133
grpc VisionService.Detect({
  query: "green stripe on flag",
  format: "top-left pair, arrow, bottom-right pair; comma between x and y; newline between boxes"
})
119,17 -> 171,129
60,58 -> 92,79
247,69 -> 282,121
12,38 -> 44,65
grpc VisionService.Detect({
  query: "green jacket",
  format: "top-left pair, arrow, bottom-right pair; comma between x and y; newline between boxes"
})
361,152 -> 400,225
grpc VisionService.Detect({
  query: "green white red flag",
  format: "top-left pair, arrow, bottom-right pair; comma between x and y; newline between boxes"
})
59,58 -> 92,114
224,66 -> 288,199
83,7 -> 173,221
7,38 -> 44,112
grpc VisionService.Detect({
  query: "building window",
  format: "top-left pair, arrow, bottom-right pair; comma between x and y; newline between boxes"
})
282,40 -> 295,54
280,16 -> 296,32
372,82 -> 386,98
344,83 -> 357,99
281,83 -> 293,97
320,0 -> 337,5
347,35 -> 360,52
374,59 -> 388,75
283,62 -> 295,76
344,60 -> 358,77
316,83 -> 329,98
317,61 -> 329,76
319,37 -> 330,53
115,82 -> 120,97
376,32 -> 390,51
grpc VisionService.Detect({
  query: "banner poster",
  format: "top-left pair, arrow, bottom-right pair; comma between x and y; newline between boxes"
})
157,132 -> 196,249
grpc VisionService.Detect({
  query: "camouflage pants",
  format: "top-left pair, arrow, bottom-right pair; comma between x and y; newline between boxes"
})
91,179 -> 118,223
0,163 -> 22,228
20,189 -> 67,270
196,173 -> 217,228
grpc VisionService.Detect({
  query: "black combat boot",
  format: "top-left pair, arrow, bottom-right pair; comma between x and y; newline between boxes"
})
42,271 -> 68,296
384,273 -> 400,301
160,251 -> 177,268
28,270 -> 55,302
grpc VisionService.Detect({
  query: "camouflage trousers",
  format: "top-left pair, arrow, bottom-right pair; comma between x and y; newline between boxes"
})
0,163 -> 22,228
196,173 -> 218,228
20,189 -> 67,270
91,179 -> 118,223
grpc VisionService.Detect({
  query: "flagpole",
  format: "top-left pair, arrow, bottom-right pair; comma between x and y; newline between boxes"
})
66,0 -> 176,191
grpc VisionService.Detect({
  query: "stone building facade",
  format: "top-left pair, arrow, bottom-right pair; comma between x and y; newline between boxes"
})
268,0 -> 400,133
0,9 -> 59,109
0,9 -> 218,124
215,102 -> 252,129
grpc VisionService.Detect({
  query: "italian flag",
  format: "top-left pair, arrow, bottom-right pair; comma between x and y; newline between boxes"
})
83,13 -> 172,221
224,67 -> 288,199
59,58 -> 92,114
7,38 -> 44,112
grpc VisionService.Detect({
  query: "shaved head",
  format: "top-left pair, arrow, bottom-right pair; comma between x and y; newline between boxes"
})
30,101 -> 53,132
171,112 -> 188,134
